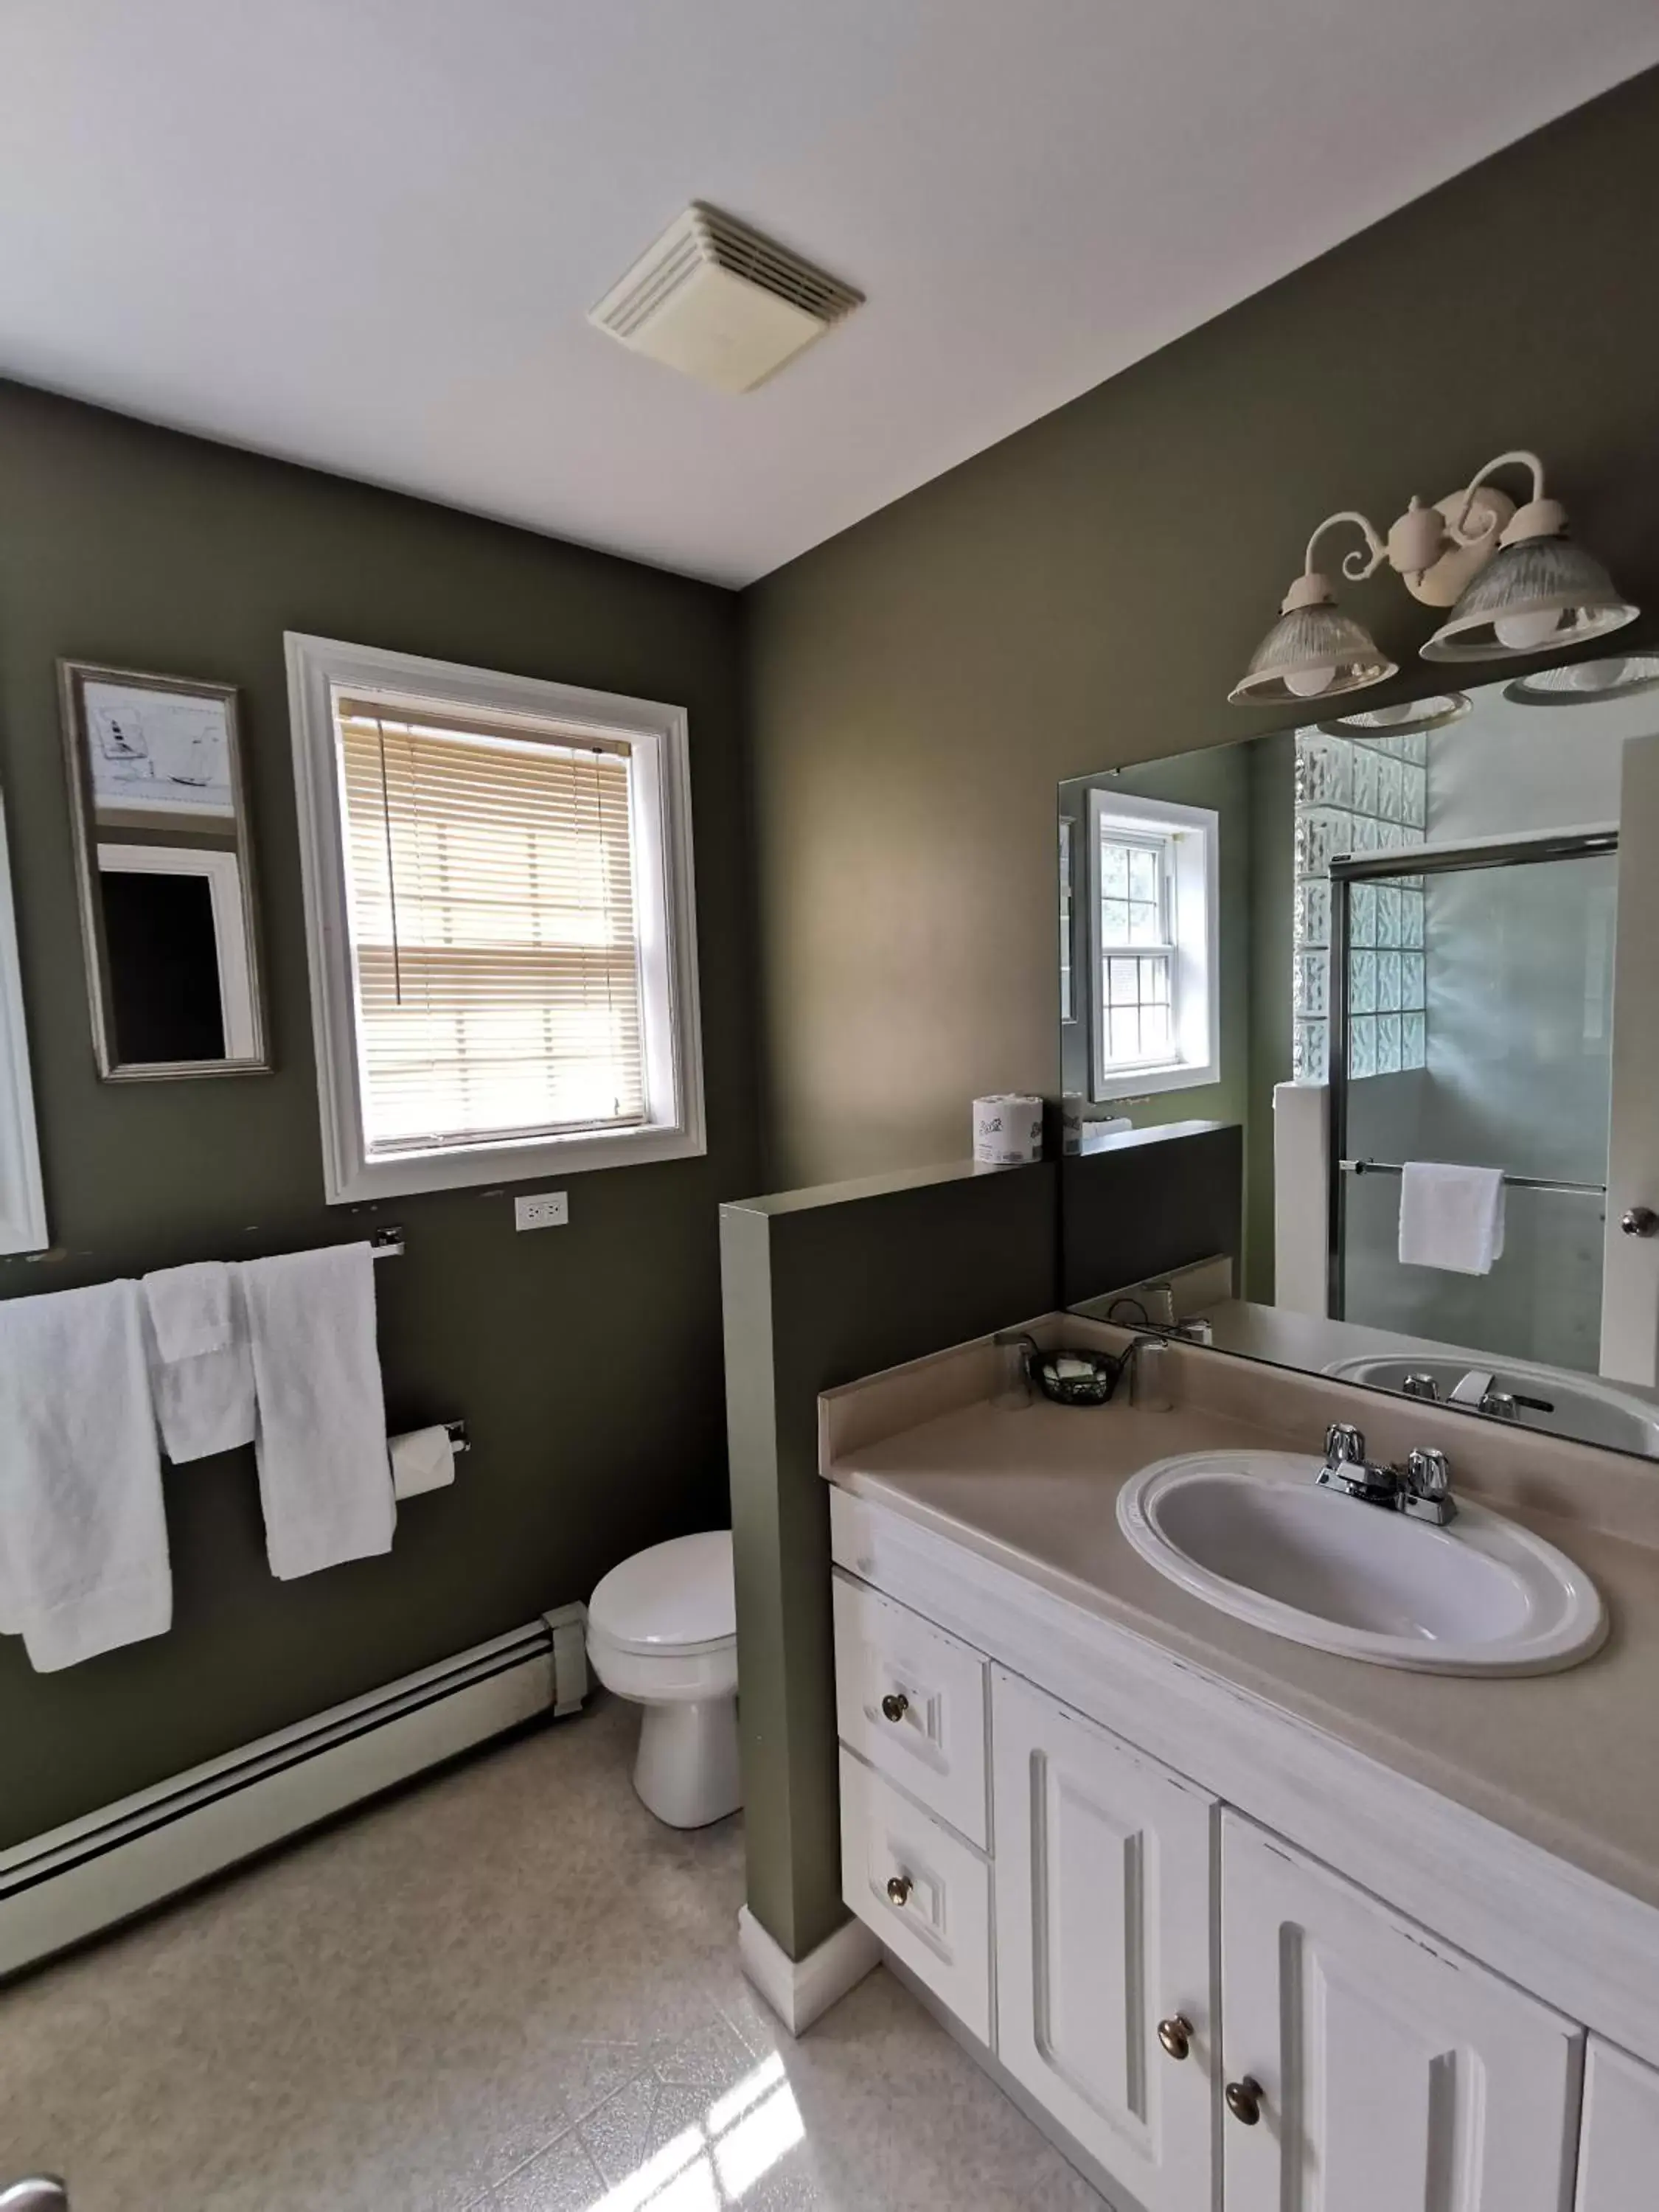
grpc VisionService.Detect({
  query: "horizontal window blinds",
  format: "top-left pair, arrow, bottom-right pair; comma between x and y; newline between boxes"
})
337,703 -> 644,1153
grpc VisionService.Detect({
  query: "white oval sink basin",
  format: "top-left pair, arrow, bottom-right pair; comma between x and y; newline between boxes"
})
1323,1353 -> 1659,1459
1116,1450 -> 1606,1674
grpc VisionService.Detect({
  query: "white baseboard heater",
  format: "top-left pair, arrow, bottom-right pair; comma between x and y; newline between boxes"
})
0,1606 -> 590,1980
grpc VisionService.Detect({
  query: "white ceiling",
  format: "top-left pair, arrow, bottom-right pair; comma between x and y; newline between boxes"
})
5,3 -> 1658,587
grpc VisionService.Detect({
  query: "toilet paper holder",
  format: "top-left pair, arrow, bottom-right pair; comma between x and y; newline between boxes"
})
442,1419 -> 470,1455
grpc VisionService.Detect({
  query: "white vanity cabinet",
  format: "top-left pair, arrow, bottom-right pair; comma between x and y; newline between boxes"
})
1576,2039 -> 1659,2211
827,1491 -> 1655,2212
990,1669 -> 1216,2212
1220,1813 -> 1581,2212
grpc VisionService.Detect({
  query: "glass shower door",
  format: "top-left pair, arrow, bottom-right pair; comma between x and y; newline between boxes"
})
1332,838 -> 1618,1374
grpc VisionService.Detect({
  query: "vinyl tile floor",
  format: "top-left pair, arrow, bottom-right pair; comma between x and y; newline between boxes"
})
0,1694 -> 1107,2211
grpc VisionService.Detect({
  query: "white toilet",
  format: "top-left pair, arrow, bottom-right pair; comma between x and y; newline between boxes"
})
586,1529 -> 742,1829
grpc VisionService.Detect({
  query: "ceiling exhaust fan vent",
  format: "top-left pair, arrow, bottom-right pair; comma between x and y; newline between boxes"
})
589,204 -> 863,394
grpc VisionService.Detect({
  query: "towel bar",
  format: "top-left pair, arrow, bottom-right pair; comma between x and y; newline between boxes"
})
1340,1160 -> 1605,1200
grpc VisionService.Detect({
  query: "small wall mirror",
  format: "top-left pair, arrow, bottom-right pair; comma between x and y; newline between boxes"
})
59,661 -> 268,1079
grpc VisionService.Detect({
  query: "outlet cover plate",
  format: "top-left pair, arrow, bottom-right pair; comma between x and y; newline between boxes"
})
515,1191 -> 569,1232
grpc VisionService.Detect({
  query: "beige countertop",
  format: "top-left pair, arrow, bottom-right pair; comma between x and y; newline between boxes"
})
824,1355 -> 1659,1915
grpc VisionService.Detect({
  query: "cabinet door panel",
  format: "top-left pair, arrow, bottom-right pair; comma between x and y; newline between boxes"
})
1576,2037 -> 1659,2212
992,1668 -> 1215,2212
1221,1812 -> 1582,2212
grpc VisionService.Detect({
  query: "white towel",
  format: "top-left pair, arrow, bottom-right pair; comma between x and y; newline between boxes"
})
238,1244 -> 394,1579
142,1261 -> 234,1360
0,1280 -> 173,1671
1398,1161 -> 1507,1276
142,1262 -> 256,1464
389,1425 -> 456,1500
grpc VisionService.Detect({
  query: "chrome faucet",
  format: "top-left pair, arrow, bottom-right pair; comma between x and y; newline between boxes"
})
1317,1423 -> 1457,1526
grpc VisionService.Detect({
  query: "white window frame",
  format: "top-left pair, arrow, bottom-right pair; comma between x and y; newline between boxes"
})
285,633 -> 705,1205
1088,787 -> 1220,1100
0,782 -> 47,1254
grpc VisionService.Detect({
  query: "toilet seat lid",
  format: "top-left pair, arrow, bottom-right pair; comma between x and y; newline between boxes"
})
588,1530 -> 735,1657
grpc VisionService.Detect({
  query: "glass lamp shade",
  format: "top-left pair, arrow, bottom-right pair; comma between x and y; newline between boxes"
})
1228,602 -> 1397,706
1503,653 -> 1659,708
1421,535 -> 1638,663
1321,692 -> 1470,738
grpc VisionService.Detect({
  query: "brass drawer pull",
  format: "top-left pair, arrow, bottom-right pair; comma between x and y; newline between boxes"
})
1156,2015 -> 1192,2062
886,1874 -> 913,1907
880,1691 -> 909,1723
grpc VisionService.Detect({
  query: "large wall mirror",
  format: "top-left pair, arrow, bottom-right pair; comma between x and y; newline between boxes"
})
1058,650 -> 1659,1461
60,661 -> 268,1079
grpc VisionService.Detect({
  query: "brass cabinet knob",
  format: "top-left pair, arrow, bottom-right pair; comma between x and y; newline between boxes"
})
880,1692 -> 909,1723
1622,1207 -> 1658,1239
886,1874 -> 913,1907
1156,2015 -> 1193,2062
1225,2076 -> 1264,2126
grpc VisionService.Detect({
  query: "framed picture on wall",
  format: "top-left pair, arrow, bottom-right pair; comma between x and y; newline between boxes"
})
58,660 -> 269,1080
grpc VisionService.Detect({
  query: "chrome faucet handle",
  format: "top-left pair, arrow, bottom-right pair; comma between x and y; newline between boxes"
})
1478,1391 -> 1520,1422
1324,1422 -> 1367,1467
1402,1447 -> 1456,1525
1401,1371 -> 1440,1402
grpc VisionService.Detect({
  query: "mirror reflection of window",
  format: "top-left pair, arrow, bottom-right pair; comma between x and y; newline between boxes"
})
94,844 -> 257,1066
98,865 -> 227,1063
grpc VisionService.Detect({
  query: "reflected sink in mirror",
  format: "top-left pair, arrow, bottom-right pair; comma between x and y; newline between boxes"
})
1116,1449 -> 1606,1674
1324,1354 -> 1659,1458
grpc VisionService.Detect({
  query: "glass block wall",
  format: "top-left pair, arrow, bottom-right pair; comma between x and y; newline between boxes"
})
1293,728 -> 1428,1082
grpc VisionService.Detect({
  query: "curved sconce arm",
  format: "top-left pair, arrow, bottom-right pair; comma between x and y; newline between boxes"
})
1303,509 -> 1388,585
1448,451 -> 1545,547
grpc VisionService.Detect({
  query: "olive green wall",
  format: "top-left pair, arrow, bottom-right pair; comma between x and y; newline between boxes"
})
0,380 -> 756,1847
743,67 -> 1659,1190
722,1161 -> 1058,1961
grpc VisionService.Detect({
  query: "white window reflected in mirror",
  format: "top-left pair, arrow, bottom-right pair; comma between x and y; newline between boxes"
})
0,782 -> 47,1255
1088,788 -> 1219,1100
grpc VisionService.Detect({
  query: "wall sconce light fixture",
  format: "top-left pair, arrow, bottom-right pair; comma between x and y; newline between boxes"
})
1229,451 -> 1639,706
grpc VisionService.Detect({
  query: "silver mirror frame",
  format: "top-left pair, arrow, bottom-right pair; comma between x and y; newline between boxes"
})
58,659 -> 269,1081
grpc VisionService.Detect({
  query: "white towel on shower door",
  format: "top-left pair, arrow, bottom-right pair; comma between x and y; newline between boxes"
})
1397,1161 -> 1507,1276
237,1243 -> 395,1579
142,1261 -> 257,1464
0,1279 -> 173,1670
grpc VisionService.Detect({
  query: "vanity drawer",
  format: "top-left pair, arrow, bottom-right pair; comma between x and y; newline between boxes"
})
839,1747 -> 992,2045
832,1571 -> 990,1846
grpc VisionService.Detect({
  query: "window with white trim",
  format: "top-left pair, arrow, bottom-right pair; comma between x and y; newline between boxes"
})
286,636 -> 703,1203
1089,789 -> 1220,1099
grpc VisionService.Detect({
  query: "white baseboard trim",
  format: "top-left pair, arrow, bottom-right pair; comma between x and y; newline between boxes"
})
737,1904 -> 880,2036
0,1606 -> 590,1981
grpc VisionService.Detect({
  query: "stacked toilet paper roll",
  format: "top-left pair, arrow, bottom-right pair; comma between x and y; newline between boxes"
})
973,1095 -> 1044,1166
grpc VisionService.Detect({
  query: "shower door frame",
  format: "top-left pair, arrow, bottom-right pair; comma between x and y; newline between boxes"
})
1325,827 -> 1620,1321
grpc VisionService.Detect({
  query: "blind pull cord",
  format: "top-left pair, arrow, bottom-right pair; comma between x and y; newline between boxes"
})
376,718 -> 404,1006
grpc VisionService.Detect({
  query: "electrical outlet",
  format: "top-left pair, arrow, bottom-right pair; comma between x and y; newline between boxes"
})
514,1191 -> 568,1232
